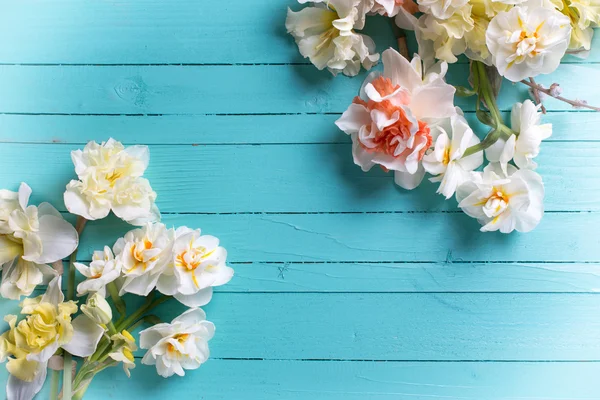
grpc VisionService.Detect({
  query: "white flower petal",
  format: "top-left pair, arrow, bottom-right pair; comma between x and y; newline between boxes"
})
61,315 -> 104,357
174,287 -> 213,308
28,215 -> 78,264
42,276 -> 64,305
6,362 -> 47,400
394,164 -> 426,190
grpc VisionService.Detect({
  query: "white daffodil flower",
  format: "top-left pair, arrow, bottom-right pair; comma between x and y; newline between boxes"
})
285,0 -> 380,76
0,183 -> 31,235
74,246 -> 121,297
108,330 -> 138,377
157,227 -> 234,308
0,257 -> 57,300
486,3 -> 571,82
0,277 -> 104,400
422,112 -> 483,199
114,223 -> 174,297
456,163 -> 545,233
485,100 -> 552,172
335,48 -> 456,190
64,138 -> 160,226
140,308 -> 214,378
0,183 -> 78,299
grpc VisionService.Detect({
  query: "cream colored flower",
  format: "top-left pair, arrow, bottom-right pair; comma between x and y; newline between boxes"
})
114,223 -> 174,296
64,138 -> 160,225
0,277 -> 103,399
286,0 -> 379,76
140,308 -> 214,378
157,227 -> 234,308
418,0 -> 469,19
74,246 -> 121,297
108,330 -> 138,377
486,4 -> 571,81
457,163 -> 545,233
417,4 -> 473,63
416,0 -> 509,63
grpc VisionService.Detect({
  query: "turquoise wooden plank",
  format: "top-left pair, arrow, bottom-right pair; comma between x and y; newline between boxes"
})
0,64 -> 596,114
0,0 -> 596,65
49,260 -> 600,293
0,0 -> 399,65
2,360 -> 600,400
0,111 -> 597,144
227,262 -> 600,293
2,292 -> 600,360
69,213 -> 600,263
0,142 -> 596,213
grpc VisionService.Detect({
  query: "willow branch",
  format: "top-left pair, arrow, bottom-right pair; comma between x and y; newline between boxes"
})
528,77 -> 547,114
519,79 -> 600,112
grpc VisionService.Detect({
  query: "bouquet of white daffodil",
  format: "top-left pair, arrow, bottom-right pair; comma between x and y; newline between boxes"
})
286,0 -> 600,233
0,139 -> 233,400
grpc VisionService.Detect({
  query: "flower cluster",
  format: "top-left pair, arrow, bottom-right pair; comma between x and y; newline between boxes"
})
0,139 -> 234,400
337,48 -> 549,233
286,0 -> 598,233
286,0 -> 420,76
75,222 -> 233,308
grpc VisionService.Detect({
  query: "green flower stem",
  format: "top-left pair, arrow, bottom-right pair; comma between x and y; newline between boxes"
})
89,337 -> 110,363
63,217 -> 87,400
116,295 -> 171,332
50,369 -> 60,400
107,321 -> 117,336
62,352 -> 73,400
474,61 -> 502,124
107,282 -> 126,316
462,61 -> 518,158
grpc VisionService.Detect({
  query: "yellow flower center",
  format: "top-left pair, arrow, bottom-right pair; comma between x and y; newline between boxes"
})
167,333 -> 190,354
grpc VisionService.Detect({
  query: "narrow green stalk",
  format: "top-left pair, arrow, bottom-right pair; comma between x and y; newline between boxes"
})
64,217 -> 87,400
107,321 -> 117,336
475,61 -> 502,124
107,282 -> 126,316
116,295 -> 170,332
66,249 -> 78,302
62,352 -> 73,400
462,61 -> 517,158
50,369 -> 60,400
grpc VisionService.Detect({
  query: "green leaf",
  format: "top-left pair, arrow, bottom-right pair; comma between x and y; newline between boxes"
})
476,110 -> 494,127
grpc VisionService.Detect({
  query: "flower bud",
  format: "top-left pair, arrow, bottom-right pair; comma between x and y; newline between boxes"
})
81,293 -> 113,325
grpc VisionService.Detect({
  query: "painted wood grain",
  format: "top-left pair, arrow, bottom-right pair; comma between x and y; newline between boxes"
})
0,64 -> 596,114
226,262 -> 600,293
67,213 -> 600,263
0,111 -> 597,144
2,292 -> 600,361
0,0 -> 398,65
49,260 -> 600,293
0,142 -> 596,213
2,360 -> 600,400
